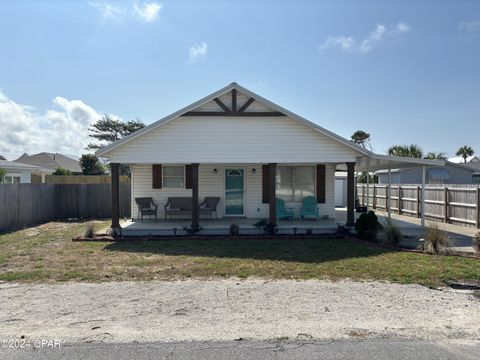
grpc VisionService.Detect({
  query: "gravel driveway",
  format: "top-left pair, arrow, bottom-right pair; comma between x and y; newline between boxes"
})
0,280 -> 479,344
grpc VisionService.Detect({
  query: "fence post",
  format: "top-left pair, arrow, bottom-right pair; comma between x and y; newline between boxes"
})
476,187 -> 480,229
444,187 -> 449,224
372,185 -> 376,209
362,185 -> 365,206
416,186 -> 421,218
398,186 -> 402,214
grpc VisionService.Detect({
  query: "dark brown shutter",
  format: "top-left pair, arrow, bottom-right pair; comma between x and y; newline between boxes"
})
185,165 -> 192,189
152,164 -> 162,189
262,165 -> 269,204
316,164 -> 326,203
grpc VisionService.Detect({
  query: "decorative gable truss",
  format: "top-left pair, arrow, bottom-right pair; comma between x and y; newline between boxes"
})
182,89 -> 285,117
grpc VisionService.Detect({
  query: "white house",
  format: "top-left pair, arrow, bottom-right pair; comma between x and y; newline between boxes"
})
97,83 -> 443,235
0,160 -> 53,183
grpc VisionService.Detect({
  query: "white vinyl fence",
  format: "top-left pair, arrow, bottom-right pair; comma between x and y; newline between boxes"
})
357,184 -> 480,229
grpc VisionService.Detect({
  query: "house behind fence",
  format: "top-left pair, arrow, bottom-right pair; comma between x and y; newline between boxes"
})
0,183 -> 131,231
357,183 -> 480,229
44,175 -> 131,184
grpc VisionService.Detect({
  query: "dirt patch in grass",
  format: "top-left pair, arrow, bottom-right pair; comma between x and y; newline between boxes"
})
0,221 -> 479,287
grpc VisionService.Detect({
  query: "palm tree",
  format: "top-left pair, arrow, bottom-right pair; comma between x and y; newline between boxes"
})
387,144 -> 424,158
425,151 -> 447,160
456,146 -> 474,163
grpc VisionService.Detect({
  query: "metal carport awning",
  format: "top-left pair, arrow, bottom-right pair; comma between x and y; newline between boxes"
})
338,154 -> 445,227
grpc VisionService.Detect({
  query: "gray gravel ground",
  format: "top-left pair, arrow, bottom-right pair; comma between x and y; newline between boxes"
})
1,279 -> 479,344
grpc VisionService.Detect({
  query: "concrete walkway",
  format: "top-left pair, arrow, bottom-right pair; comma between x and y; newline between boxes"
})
335,208 -> 477,252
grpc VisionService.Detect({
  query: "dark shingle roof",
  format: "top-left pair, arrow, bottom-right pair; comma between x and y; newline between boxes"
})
14,152 -> 81,173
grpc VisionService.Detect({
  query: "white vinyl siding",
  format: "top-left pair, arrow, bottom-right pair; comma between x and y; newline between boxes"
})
130,163 -> 336,220
108,115 -> 358,164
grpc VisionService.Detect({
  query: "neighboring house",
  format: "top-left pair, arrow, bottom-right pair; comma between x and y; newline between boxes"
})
448,155 -> 480,164
0,160 -> 53,183
447,155 -> 480,171
96,82 -> 443,234
376,162 -> 480,185
15,152 -> 82,174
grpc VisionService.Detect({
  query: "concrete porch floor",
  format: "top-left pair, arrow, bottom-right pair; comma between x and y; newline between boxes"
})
121,216 -> 338,236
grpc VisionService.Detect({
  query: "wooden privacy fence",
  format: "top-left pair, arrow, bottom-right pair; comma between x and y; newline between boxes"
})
0,183 -> 131,231
357,183 -> 480,229
45,175 -> 131,184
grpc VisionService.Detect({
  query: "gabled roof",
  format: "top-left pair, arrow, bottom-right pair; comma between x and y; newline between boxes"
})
96,82 -> 370,157
0,159 -> 53,173
15,152 -> 81,173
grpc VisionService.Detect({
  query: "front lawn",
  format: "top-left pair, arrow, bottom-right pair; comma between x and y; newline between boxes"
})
0,221 -> 478,287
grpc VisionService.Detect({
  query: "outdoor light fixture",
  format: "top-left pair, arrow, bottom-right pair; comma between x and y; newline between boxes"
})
213,168 -> 218,175
251,168 -> 256,175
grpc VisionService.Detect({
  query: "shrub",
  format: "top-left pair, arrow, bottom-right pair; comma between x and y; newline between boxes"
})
52,167 -> 72,175
252,219 -> 268,228
80,154 -> 105,175
84,222 -> 95,238
423,222 -> 452,254
337,224 -> 352,236
354,211 -> 383,241
473,232 -> 480,254
384,218 -> 404,246
229,224 -> 239,236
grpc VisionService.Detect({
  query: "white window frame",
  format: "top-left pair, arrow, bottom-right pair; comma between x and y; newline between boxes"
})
4,173 -> 21,184
162,165 -> 186,189
276,165 -> 316,203
472,174 -> 480,185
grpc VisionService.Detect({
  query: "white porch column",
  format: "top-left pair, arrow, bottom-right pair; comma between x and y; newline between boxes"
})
387,164 -> 392,219
421,165 -> 426,227
41,172 -> 46,183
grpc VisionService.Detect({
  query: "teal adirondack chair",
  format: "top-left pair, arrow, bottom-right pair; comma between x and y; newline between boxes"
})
276,198 -> 295,221
300,196 -> 319,220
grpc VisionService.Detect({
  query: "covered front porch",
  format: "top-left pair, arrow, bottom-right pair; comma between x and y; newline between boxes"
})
110,161 -> 357,236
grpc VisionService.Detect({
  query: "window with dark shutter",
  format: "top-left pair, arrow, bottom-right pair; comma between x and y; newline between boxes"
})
316,164 -> 326,203
185,165 -> 192,189
152,164 -> 162,189
262,165 -> 269,203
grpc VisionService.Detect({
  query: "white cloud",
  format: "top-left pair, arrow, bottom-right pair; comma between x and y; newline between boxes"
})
88,1 -> 124,20
0,90 -> 111,160
133,1 -> 162,22
89,1 -> 162,23
319,22 -> 411,53
189,42 -> 208,63
319,36 -> 356,51
459,20 -> 480,32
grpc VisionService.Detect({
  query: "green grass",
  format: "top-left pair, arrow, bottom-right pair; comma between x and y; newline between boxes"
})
0,221 -> 479,287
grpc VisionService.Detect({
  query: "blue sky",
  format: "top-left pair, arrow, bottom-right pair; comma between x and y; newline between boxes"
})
0,0 -> 479,160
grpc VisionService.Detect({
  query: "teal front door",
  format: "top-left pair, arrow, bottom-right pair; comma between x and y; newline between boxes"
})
225,169 -> 244,216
